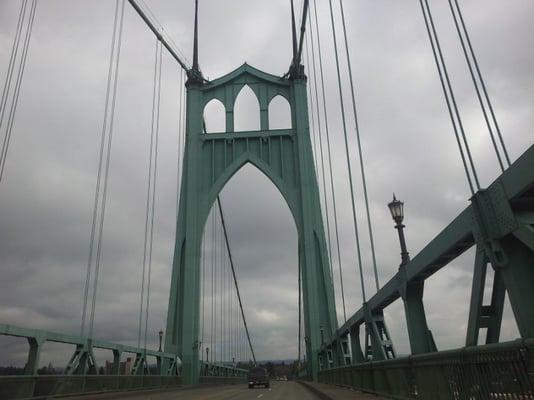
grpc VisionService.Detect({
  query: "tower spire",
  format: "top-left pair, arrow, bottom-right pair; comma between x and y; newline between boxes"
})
192,0 -> 199,72
290,0 -> 298,62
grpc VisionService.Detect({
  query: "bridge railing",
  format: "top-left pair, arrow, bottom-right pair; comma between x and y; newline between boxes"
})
318,338 -> 534,399
0,375 -> 183,399
320,144 -> 534,364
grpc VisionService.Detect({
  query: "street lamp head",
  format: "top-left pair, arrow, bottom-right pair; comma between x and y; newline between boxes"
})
388,193 -> 404,224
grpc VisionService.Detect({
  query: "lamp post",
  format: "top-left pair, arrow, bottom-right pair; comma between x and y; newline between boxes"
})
158,329 -> 163,352
388,194 -> 410,266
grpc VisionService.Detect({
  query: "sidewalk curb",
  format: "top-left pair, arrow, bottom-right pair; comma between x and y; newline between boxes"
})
297,380 -> 335,400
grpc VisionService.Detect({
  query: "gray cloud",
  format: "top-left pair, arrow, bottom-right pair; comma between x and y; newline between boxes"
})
0,0 -> 532,368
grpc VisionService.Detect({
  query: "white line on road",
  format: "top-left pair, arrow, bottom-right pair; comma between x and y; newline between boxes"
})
257,394 -> 263,398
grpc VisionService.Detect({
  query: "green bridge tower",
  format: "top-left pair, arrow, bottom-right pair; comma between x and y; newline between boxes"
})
164,5 -> 338,384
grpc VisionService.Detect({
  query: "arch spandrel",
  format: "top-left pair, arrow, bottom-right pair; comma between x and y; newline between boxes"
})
200,63 -> 291,111
201,153 -> 301,236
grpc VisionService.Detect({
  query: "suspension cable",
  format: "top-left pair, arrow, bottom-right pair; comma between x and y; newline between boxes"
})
337,0 -> 380,292
200,220 -> 208,362
176,70 -> 184,218
81,0 -> 123,337
448,0 -> 510,169
420,0 -> 480,195
0,0 -> 37,182
304,35 -> 319,174
310,0 -> 347,321
138,38 -> 160,348
217,197 -> 257,364
88,0 -> 126,338
219,215 -> 224,362
324,0 -> 367,303
126,0 -> 189,71
143,39 -> 163,351
0,0 -> 27,142
297,246 -> 302,365
293,0 -> 309,68
307,10 -> 335,284
210,209 -> 215,363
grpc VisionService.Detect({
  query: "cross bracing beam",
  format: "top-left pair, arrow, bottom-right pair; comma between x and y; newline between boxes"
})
0,323 -> 177,364
0,323 -> 249,371
324,143 -> 534,354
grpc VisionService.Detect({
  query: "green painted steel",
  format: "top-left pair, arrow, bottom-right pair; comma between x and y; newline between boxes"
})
318,339 -> 534,399
0,375 -> 183,399
321,144 -> 534,361
0,324 -> 248,397
0,323 -> 178,375
165,63 -> 339,384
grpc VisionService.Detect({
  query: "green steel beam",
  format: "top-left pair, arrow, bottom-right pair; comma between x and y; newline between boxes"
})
328,143 -> 534,354
165,63 -> 339,384
0,323 -> 177,362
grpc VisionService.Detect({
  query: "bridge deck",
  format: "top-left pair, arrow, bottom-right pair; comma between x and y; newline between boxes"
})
57,381 -> 384,400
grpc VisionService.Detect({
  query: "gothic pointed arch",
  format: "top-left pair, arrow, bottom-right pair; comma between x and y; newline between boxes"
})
234,84 -> 260,131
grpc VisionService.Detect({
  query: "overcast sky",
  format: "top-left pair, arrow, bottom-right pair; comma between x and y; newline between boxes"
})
0,0 -> 533,368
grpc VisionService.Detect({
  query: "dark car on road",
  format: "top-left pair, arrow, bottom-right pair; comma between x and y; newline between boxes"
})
247,366 -> 270,389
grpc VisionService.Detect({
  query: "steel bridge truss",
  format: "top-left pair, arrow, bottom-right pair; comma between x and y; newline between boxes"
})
317,144 -> 534,395
0,324 -> 246,399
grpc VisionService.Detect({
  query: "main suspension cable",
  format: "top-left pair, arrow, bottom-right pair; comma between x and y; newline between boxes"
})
127,0 -> 190,71
217,197 -> 257,364
448,0 -> 510,169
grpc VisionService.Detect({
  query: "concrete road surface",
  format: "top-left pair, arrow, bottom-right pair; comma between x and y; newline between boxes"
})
59,381 -> 377,399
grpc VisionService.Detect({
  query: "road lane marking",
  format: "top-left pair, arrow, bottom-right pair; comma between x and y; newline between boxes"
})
257,394 -> 263,398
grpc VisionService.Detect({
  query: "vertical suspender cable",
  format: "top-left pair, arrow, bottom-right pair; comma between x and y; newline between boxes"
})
143,40 -> 163,351
304,35 -> 319,175
89,0 -> 125,339
337,0 -> 380,291
0,0 -> 27,140
214,209 -> 218,363
201,225 -> 206,361
210,210 -> 215,362
448,0 -> 510,169
0,0 -> 37,182
176,70 -> 184,217
307,10 -> 335,284
311,0 -> 347,320
324,0 -> 367,303
219,218 -> 224,362
297,248 -> 302,364
419,0 -> 480,194
138,37 -> 160,348
81,0 -> 123,337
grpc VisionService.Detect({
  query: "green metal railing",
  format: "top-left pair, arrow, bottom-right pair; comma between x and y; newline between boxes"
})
318,339 -> 534,399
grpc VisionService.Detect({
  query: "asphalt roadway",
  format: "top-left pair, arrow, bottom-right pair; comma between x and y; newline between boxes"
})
59,381 -> 380,400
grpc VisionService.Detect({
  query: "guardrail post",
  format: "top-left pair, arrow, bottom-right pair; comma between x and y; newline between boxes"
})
398,273 -> 437,354
349,324 -> 365,364
24,336 -> 44,375
466,246 -> 506,345
471,184 -> 534,338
